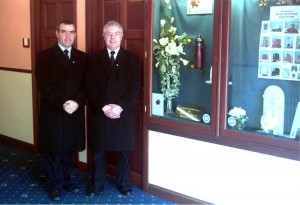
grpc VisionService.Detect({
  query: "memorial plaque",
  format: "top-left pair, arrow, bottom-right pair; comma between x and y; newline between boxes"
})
175,105 -> 203,122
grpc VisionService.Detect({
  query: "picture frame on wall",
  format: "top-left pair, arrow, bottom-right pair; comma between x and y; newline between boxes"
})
187,0 -> 213,15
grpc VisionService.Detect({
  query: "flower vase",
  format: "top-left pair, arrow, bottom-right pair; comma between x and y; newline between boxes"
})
165,74 -> 173,114
235,122 -> 244,130
165,97 -> 173,114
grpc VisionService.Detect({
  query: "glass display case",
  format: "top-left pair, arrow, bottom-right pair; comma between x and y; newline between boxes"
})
146,0 -> 300,160
151,0 -> 214,125
226,0 -> 300,140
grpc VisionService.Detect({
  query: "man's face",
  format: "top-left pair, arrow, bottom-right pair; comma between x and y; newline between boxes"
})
56,23 -> 76,48
103,25 -> 123,50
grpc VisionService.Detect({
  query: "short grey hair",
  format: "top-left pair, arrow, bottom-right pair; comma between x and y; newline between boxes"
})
103,20 -> 123,33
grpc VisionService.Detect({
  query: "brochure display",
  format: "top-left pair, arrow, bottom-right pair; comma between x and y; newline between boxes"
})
258,6 -> 300,81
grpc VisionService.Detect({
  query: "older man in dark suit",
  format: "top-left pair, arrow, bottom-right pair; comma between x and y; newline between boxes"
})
86,20 -> 140,196
35,20 -> 87,201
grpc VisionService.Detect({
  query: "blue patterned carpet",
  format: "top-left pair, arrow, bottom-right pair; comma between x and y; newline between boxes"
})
0,142 -> 174,204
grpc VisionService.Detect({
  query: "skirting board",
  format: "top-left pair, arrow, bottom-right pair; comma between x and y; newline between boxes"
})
148,184 -> 213,205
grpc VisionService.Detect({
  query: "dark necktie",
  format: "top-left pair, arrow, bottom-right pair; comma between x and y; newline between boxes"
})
110,51 -> 115,65
64,49 -> 70,60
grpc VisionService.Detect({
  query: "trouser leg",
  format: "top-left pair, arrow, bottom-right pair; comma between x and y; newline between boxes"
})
44,153 -> 63,192
93,151 -> 106,187
116,151 -> 130,186
61,151 -> 76,186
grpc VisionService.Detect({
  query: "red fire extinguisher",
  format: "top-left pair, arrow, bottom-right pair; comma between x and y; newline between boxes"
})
194,35 -> 205,75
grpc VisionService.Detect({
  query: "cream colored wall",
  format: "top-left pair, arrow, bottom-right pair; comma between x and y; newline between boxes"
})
149,130 -> 300,205
0,70 -> 34,144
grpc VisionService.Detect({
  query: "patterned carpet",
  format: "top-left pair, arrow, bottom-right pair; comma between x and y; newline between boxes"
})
0,142 -> 174,204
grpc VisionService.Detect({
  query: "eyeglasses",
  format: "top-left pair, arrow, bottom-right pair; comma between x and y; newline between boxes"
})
59,30 -> 76,35
103,31 -> 122,37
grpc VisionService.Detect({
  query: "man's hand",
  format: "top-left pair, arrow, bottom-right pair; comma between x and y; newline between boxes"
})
63,100 -> 79,114
102,104 -> 123,119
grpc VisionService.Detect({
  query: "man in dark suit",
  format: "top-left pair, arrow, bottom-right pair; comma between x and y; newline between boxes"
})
86,20 -> 140,196
35,20 -> 87,201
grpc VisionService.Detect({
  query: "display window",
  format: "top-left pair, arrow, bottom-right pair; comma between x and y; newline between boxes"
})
227,0 -> 300,141
147,0 -> 300,160
151,0 -> 215,125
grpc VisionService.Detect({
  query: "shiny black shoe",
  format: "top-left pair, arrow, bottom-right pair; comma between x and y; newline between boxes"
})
116,184 -> 132,196
86,184 -> 104,197
63,184 -> 79,193
48,190 -> 62,201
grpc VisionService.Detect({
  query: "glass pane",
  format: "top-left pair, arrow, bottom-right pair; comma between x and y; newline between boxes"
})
228,0 -> 300,141
152,0 -> 214,125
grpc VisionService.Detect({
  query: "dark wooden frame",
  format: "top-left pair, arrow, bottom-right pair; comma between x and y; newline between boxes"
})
30,0 -> 39,152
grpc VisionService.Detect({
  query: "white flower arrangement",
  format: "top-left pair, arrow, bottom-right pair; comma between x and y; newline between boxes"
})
153,0 -> 192,101
228,107 -> 249,127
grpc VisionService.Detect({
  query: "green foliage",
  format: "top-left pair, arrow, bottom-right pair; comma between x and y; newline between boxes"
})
153,0 -> 192,100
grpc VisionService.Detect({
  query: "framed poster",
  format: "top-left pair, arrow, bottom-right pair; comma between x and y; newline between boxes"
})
257,6 -> 300,81
187,0 -> 213,15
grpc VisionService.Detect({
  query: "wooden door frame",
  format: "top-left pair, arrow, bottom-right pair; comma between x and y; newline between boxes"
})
30,0 -> 40,151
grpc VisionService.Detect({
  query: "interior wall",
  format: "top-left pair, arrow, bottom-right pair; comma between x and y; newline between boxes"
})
149,130 -> 300,205
0,70 -> 34,144
0,0 -> 31,70
0,0 -> 33,144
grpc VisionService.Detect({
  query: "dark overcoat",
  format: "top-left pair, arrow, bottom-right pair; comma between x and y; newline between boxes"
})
86,48 -> 140,151
35,44 -> 87,153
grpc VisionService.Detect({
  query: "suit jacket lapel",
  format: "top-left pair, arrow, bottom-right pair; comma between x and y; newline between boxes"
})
70,48 -> 80,64
98,49 -> 111,73
53,44 -> 69,67
115,48 -> 126,68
